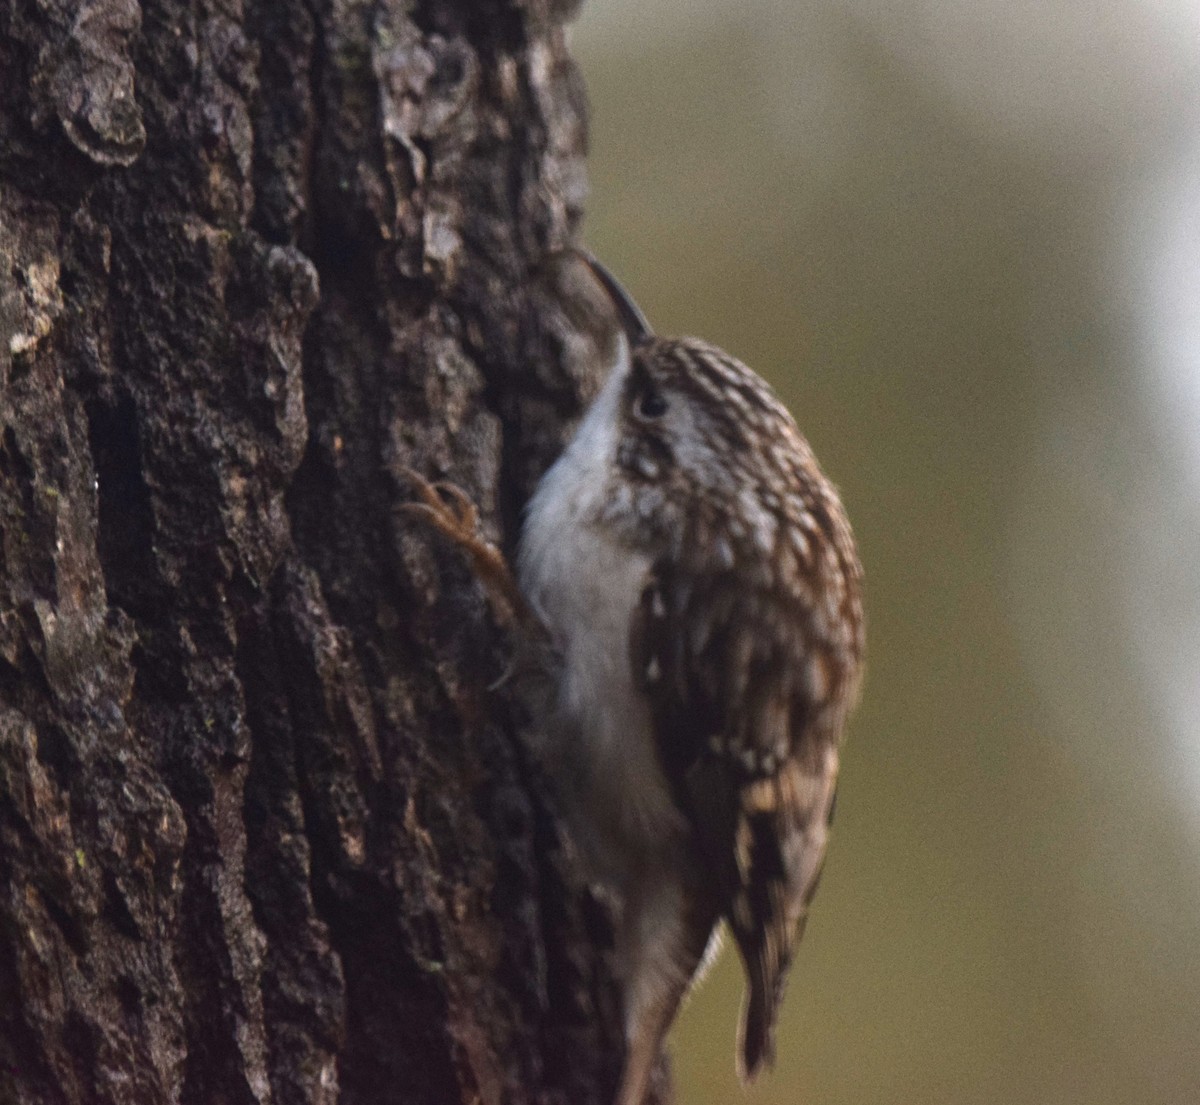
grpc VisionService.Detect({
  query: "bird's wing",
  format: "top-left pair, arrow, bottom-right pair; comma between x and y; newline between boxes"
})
632,553 -> 855,1079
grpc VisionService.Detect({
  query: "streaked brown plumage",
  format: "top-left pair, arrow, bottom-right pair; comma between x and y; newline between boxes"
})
407,252 -> 864,1105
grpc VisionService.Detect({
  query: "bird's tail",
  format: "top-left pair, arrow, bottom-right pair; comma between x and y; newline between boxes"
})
737,942 -> 787,1082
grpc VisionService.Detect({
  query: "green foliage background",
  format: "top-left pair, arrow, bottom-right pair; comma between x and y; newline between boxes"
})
575,4 -> 1200,1103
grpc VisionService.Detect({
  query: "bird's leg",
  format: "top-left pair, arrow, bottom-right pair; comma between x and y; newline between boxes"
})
401,468 -> 546,643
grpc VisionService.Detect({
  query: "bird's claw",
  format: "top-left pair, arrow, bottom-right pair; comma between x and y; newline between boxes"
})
401,467 -> 539,637
401,468 -> 483,547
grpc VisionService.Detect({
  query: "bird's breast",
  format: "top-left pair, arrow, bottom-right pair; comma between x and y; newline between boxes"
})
518,495 -> 686,883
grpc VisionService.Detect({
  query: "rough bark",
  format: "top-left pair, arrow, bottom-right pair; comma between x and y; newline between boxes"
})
0,1 -> 633,1103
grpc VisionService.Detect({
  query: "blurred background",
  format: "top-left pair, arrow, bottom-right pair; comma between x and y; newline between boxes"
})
571,2 -> 1200,1103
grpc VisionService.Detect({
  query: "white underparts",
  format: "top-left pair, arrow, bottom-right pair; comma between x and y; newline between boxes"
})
518,338 -> 686,873
516,339 -> 697,1055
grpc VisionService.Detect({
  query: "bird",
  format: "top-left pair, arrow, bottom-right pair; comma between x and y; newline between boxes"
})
405,250 -> 864,1105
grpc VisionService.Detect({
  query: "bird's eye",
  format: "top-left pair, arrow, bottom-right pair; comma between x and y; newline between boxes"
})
636,388 -> 669,419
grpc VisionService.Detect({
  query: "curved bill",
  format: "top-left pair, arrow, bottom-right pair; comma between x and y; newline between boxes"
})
571,248 -> 655,346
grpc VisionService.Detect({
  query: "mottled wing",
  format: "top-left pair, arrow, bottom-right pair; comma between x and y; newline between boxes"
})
634,534 -> 860,1079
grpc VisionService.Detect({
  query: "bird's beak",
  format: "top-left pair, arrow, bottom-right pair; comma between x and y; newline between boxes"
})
571,249 -> 655,347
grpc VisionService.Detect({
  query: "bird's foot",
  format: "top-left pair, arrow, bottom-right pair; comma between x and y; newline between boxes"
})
401,468 -> 536,636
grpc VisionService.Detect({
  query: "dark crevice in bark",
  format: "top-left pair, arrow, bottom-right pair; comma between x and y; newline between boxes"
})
86,391 -> 158,623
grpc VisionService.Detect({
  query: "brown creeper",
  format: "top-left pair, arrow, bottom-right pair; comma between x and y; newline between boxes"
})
407,252 -> 864,1105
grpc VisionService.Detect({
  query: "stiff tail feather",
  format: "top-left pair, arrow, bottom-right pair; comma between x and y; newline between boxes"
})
737,947 -> 784,1082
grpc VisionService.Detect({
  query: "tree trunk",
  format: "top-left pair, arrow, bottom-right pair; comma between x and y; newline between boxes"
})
0,1 -> 634,1102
